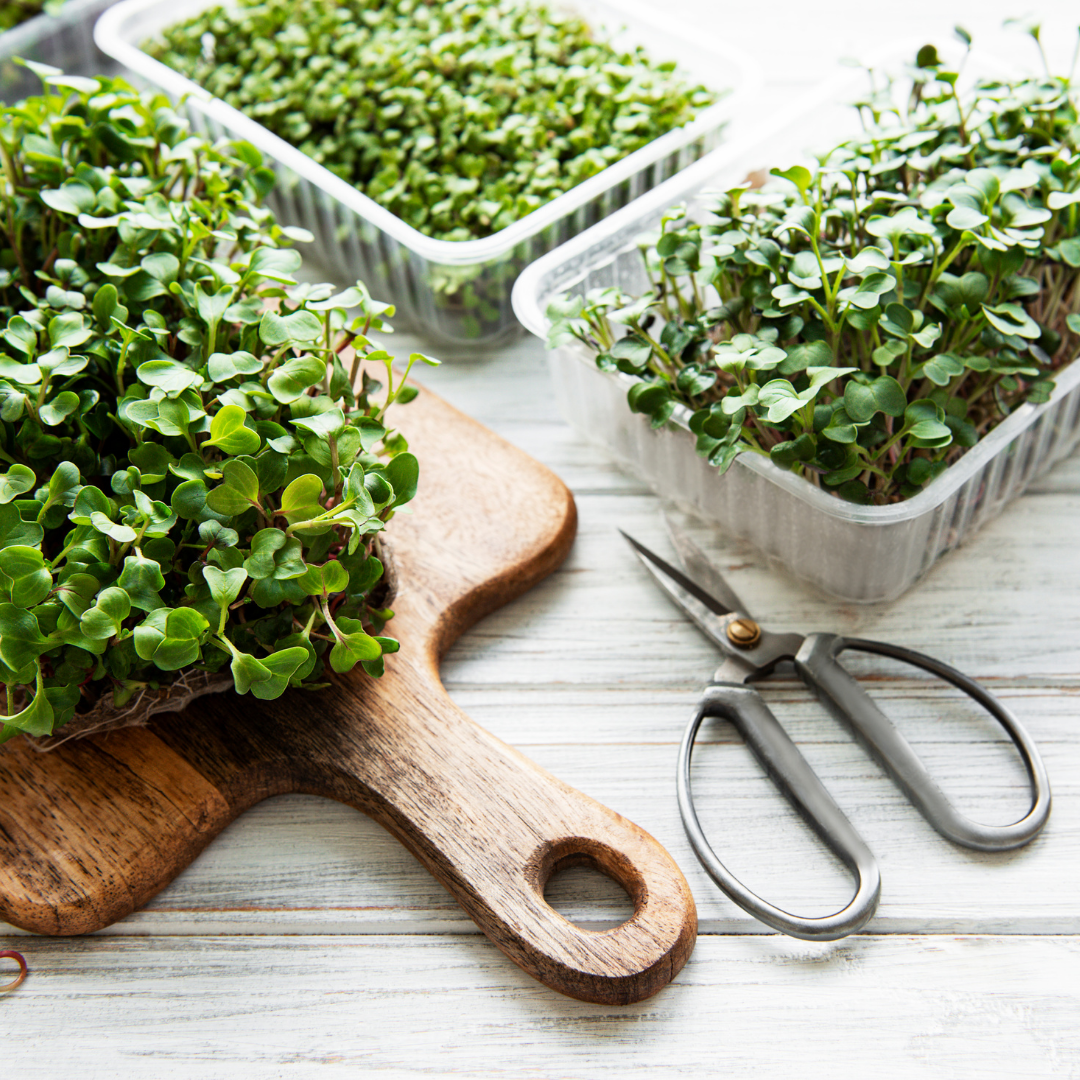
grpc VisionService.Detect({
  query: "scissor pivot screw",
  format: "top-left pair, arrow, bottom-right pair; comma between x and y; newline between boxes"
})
726,618 -> 762,648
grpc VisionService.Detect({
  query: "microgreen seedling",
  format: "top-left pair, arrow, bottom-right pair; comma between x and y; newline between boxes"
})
0,70 -> 436,743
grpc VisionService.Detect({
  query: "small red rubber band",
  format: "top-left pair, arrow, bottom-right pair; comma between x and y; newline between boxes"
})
0,950 -> 28,992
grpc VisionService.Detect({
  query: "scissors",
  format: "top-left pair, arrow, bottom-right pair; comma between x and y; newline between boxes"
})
622,529 -> 1051,942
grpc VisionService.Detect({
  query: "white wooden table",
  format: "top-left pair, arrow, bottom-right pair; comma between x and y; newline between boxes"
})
4,3 -> 1079,1074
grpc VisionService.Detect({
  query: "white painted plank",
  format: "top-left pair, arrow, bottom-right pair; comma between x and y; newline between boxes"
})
1,934 -> 1077,1079
430,487 -> 1080,688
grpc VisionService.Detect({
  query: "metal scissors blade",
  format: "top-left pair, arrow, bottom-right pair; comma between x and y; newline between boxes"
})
619,530 -> 739,656
619,530 -> 732,617
663,513 -> 750,619
621,531 -> 801,677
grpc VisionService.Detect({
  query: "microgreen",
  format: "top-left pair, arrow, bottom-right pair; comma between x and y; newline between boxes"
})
0,1 -> 67,33
0,70 -> 436,743
548,34 -> 1080,504
149,0 -> 715,244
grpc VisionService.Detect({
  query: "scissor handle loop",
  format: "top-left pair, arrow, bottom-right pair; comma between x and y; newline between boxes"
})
678,683 -> 881,941
795,634 -> 1052,852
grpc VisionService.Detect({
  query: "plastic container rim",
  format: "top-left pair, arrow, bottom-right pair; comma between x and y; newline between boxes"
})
94,0 -> 762,268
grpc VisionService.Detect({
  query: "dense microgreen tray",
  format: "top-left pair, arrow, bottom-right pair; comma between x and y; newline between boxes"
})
148,0 -> 715,245
0,68 -> 435,744
97,0 -> 749,344
547,32 -> 1080,505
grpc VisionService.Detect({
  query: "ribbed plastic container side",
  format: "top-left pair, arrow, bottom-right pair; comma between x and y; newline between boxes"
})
549,341 -> 1080,601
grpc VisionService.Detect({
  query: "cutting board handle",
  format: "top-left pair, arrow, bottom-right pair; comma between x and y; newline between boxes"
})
319,674 -> 698,1005
0,381 -> 695,1002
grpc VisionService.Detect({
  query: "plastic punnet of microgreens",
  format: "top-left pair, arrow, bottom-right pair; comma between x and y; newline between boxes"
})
0,66 -> 437,743
149,0 -> 717,243
548,31 -> 1080,504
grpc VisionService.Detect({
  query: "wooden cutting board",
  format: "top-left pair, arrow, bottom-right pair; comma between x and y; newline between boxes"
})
0,379 -> 697,1005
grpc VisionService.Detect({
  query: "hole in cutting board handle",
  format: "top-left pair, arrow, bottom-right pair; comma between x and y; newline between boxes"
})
538,838 -> 643,931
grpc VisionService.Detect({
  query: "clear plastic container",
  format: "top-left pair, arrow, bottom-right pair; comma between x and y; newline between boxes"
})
1,0 -> 120,102
512,65 -> 1080,603
94,0 -> 759,346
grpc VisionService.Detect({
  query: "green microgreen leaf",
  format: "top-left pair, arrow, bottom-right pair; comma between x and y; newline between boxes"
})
206,405 -> 262,456
80,588 -> 132,641
268,356 -> 326,404
328,616 -> 382,673
133,607 -> 209,670
0,465 -> 36,504
298,561 -> 350,597
0,546 -> 53,608
117,553 -> 167,612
